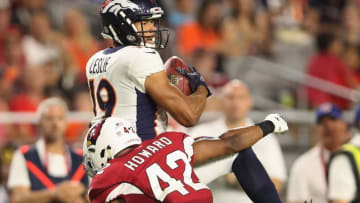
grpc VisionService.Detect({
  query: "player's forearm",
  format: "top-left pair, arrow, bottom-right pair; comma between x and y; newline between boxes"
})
193,126 -> 264,166
222,126 -> 264,153
12,189 -> 57,203
165,86 -> 207,127
183,86 -> 207,126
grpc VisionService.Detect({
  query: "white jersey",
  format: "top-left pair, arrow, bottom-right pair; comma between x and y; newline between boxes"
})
86,46 -> 167,140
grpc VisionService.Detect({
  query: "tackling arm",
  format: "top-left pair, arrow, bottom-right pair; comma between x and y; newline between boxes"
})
193,114 -> 288,166
192,125 -> 264,166
145,71 -> 207,127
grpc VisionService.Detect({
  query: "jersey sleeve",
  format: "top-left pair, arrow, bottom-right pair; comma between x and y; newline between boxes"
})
328,154 -> 357,201
128,48 -> 164,93
182,134 -> 195,164
104,182 -> 145,203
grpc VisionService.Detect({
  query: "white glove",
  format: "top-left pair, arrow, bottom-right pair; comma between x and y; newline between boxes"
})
265,113 -> 288,134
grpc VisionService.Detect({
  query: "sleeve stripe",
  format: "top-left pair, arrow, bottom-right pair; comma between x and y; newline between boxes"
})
194,136 -> 220,142
105,182 -> 144,202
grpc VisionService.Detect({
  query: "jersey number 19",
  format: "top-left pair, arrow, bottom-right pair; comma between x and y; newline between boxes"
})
88,78 -> 116,118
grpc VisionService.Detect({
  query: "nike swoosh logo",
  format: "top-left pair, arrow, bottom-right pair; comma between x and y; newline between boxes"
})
146,51 -> 156,54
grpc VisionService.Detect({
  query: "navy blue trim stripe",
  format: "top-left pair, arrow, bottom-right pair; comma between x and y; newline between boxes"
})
135,88 -> 157,141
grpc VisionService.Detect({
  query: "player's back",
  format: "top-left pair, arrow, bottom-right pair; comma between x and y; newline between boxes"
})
89,132 -> 212,203
86,46 -> 166,140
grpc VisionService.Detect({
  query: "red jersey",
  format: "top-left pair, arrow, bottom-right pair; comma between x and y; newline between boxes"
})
89,132 -> 212,203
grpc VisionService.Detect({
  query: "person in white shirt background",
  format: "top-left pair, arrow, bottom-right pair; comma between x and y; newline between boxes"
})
287,102 -> 351,203
188,79 -> 287,202
328,105 -> 360,203
7,98 -> 88,203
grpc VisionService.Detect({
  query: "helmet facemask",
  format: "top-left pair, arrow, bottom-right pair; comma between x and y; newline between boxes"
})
135,8 -> 169,49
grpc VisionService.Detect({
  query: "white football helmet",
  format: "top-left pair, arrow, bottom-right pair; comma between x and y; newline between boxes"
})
83,117 -> 142,177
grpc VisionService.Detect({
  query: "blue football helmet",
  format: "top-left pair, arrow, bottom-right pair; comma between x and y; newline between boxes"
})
100,0 -> 169,49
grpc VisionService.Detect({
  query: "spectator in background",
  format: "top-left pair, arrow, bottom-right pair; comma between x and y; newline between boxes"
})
327,105 -> 360,203
63,9 -> 100,84
191,49 -> 229,89
11,0 -> 48,32
306,32 -> 357,109
287,102 -> 351,203
0,0 -> 16,64
342,3 -> 360,45
177,0 -> 223,57
344,44 -> 360,83
8,67 -> 46,143
308,0 -> 349,27
222,0 -> 271,57
22,11 -> 61,67
42,60 -> 62,97
7,98 -> 88,203
0,29 -> 24,101
189,80 -> 287,202
10,67 -> 45,112
168,0 -> 195,29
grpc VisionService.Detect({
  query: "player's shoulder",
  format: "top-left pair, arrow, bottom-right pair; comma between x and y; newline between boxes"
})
127,46 -> 162,62
157,132 -> 194,149
89,163 -> 142,202
90,161 -> 126,191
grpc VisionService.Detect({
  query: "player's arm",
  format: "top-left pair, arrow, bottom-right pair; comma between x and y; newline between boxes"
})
192,114 -> 288,166
146,70 -> 208,127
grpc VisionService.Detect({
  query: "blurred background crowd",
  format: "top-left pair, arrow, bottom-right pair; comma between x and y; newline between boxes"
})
1,0 -> 360,202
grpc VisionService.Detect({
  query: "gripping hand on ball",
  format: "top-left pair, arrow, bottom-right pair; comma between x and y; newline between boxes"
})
176,66 -> 212,97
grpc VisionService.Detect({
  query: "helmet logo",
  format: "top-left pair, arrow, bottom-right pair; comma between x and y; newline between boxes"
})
101,0 -> 140,14
100,0 -> 112,13
87,120 -> 106,146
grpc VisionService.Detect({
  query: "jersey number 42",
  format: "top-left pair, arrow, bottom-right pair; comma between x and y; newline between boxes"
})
146,149 -> 207,201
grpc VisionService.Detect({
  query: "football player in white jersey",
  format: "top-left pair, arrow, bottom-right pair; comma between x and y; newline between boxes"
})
86,0 -> 210,140
85,0 -> 284,202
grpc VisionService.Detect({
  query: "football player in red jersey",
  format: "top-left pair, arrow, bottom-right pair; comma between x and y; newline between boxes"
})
84,114 -> 288,203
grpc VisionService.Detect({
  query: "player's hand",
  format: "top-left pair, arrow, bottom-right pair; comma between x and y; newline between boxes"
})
54,181 -> 85,203
264,114 -> 288,134
176,66 -> 212,97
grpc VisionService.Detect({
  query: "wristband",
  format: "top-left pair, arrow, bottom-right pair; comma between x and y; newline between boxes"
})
256,120 -> 274,136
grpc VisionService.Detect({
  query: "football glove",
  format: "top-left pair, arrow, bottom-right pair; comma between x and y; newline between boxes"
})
176,66 -> 212,97
264,113 -> 289,134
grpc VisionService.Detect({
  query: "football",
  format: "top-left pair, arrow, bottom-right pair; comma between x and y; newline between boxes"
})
165,56 -> 191,96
